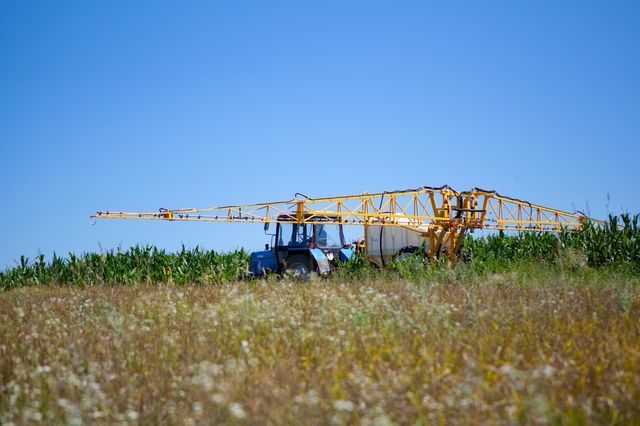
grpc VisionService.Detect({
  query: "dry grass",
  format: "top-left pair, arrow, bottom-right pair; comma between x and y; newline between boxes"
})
1,274 -> 639,424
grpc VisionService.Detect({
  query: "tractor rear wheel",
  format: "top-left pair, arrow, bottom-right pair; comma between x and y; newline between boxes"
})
285,255 -> 314,280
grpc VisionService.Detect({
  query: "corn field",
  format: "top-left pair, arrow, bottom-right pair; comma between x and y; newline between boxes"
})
465,214 -> 640,271
563,213 -> 640,268
1,214 -> 639,291
0,246 -> 250,291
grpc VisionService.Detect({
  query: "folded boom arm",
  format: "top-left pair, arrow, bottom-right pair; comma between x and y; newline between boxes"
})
93,185 -> 601,233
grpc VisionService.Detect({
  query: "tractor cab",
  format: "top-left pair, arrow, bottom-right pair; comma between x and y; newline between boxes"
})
248,214 -> 354,278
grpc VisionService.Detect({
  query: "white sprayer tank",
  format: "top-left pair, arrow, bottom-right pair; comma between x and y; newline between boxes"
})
365,217 -> 454,267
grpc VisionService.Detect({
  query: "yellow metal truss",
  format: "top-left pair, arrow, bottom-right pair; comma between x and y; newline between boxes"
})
92,185 -> 603,261
93,186 -> 601,230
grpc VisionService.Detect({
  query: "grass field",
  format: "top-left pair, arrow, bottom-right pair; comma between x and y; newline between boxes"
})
1,268 -> 639,424
1,217 -> 639,424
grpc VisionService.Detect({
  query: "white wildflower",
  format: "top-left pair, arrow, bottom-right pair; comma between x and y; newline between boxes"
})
210,393 -> 225,404
373,414 -> 393,426
229,402 -> 246,419
499,364 -> 515,376
333,399 -> 354,411
91,410 -> 105,419
35,365 -> 52,374
28,411 -> 43,421
542,364 -> 555,377
126,409 -> 138,421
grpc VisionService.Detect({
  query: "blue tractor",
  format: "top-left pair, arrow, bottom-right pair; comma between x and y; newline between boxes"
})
248,214 -> 354,278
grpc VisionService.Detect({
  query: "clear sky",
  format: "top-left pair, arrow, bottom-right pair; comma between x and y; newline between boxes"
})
1,1 -> 639,269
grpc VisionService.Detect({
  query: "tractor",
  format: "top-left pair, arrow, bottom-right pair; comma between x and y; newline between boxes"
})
248,214 -> 354,278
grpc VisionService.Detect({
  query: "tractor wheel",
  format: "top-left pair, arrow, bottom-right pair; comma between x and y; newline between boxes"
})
285,255 -> 315,280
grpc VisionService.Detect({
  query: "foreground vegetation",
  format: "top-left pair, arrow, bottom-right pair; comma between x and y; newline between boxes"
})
1,271 -> 639,424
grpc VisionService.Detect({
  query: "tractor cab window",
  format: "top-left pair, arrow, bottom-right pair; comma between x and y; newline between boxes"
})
277,223 -> 312,247
314,223 -> 344,248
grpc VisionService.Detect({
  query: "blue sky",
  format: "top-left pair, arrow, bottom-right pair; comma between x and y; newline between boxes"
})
1,1 -> 639,268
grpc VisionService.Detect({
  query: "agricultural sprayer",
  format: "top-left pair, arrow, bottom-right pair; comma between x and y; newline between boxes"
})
92,185 -> 603,278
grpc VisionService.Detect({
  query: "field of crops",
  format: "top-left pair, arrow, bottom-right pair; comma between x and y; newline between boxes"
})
1,216 -> 639,424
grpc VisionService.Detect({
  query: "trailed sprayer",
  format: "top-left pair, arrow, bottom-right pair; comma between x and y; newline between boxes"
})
92,185 -> 603,278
